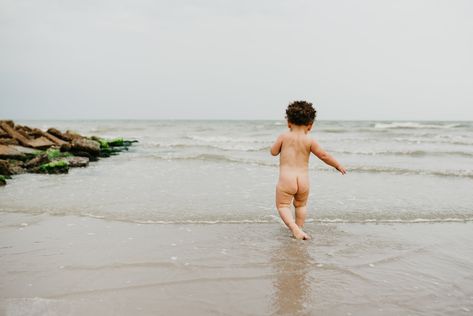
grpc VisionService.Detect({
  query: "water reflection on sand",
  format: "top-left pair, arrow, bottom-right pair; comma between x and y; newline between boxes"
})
271,235 -> 314,315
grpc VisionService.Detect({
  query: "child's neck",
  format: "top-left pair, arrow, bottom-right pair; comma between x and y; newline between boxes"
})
290,125 -> 309,134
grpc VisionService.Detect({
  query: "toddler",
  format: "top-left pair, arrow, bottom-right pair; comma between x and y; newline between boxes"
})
271,101 -> 346,240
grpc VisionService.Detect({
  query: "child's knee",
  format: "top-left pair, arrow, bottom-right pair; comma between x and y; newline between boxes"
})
276,201 -> 291,210
293,199 -> 307,208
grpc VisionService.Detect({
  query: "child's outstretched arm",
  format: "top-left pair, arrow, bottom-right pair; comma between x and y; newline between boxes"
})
310,138 -> 347,174
270,134 -> 284,156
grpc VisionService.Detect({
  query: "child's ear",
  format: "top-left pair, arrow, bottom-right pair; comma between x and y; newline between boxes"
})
307,124 -> 313,131
287,122 -> 292,129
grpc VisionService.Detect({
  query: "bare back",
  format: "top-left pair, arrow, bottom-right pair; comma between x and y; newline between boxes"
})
279,131 -> 312,171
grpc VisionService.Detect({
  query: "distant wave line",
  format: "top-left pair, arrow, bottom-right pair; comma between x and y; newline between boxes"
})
130,217 -> 473,225
332,149 -> 473,158
374,122 -> 466,129
146,154 -> 473,178
141,142 -> 473,156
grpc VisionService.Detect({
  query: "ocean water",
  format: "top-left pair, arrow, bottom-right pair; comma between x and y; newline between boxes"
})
1,120 -> 472,224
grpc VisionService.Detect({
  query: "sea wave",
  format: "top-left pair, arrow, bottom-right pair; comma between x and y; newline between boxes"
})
185,135 -> 270,143
131,217 -> 473,224
393,136 -> 473,146
334,149 -> 473,157
2,210 -> 472,225
148,154 -> 473,178
143,142 -> 269,152
374,122 -> 464,129
349,166 -> 473,179
151,153 -> 277,166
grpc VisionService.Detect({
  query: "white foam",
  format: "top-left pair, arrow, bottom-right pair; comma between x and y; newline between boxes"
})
374,122 -> 461,129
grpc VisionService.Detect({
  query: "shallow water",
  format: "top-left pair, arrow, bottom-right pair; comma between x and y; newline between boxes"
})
1,120 -> 473,315
0,213 -> 472,316
1,120 -> 472,223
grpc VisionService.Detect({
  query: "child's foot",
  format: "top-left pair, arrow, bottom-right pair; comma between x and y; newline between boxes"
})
292,226 -> 310,240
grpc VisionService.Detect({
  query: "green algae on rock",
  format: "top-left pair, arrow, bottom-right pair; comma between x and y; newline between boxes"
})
37,160 -> 69,174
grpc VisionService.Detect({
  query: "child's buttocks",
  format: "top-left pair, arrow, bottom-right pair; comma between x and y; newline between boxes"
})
277,167 -> 309,196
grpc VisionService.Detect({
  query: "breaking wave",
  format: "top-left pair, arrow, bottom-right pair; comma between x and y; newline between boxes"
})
374,122 -> 465,129
148,154 -> 473,179
334,149 -> 473,157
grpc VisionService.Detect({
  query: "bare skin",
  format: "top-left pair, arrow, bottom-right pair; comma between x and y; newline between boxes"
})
271,122 -> 346,240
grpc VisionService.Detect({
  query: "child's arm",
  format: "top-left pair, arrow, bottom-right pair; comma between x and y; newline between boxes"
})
270,134 -> 284,156
310,138 -> 347,174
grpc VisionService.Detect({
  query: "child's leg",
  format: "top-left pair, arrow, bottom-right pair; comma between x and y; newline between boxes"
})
276,186 -> 309,240
295,206 -> 307,227
294,192 -> 309,228
294,175 -> 310,228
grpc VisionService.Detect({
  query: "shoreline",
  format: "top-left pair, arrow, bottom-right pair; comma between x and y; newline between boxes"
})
2,209 -> 473,225
1,211 -> 472,315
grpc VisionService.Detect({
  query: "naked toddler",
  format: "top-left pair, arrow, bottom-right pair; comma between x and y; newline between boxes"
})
271,101 -> 347,240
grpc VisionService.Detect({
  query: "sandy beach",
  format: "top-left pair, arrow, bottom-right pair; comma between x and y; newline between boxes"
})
1,211 -> 472,315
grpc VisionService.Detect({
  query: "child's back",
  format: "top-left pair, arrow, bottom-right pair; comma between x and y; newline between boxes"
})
271,101 -> 346,240
276,129 -> 311,200
279,130 -> 311,170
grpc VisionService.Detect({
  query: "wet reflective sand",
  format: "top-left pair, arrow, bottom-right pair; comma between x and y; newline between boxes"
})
1,212 -> 472,315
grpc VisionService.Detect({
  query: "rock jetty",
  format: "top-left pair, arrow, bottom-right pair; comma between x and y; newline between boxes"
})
0,120 -> 137,185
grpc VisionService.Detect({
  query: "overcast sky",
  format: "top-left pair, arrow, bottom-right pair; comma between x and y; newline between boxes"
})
1,0 -> 472,120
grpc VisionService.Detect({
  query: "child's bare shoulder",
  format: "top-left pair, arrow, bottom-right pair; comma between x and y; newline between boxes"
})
277,131 -> 290,141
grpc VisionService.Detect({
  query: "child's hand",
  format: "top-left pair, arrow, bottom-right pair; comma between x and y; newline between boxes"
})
336,165 -> 347,175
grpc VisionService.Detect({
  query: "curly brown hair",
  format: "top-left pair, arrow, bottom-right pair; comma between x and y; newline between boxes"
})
285,100 -> 316,126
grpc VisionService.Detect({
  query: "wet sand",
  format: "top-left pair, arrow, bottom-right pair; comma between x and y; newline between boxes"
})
1,212 -> 472,316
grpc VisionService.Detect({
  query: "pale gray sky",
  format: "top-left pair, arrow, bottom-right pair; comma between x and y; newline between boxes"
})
1,0 -> 472,120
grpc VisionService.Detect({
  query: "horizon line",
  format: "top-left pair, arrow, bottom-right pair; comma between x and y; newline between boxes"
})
4,118 -> 473,122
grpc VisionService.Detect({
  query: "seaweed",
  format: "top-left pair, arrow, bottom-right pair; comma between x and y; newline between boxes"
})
107,138 -> 124,147
38,160 -> 69,174
46,148 -> 72,160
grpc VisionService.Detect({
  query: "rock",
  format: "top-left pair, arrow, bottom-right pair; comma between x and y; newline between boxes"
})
0,122 -> 31,147
0,138 -> 19,146
42,131 -> 68,146
14,126 -> 32,140
0,127 -> 9,138
0,160 -> 13,176
69,150 -> 98,162
71,138 -> 100,156
24,153 -> 50,169
47,128 -> 72,142
0,123 -> 55,149
65,156 -> 89,167
0,175 -> 6,186
60,143 -> 72,151
0,120 -> 14,128
30,128 -> 45,138
17,125 -> 32,132
0,145 -> 26,160
28,136 -> 55,149
5,160 -> 25,174
8,145 -> 42,161
64,130 -> 83,141
33,160 -> 69,174
10,145 -> 39,156
94,137 -> 112,157
99,147 -> 111,157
